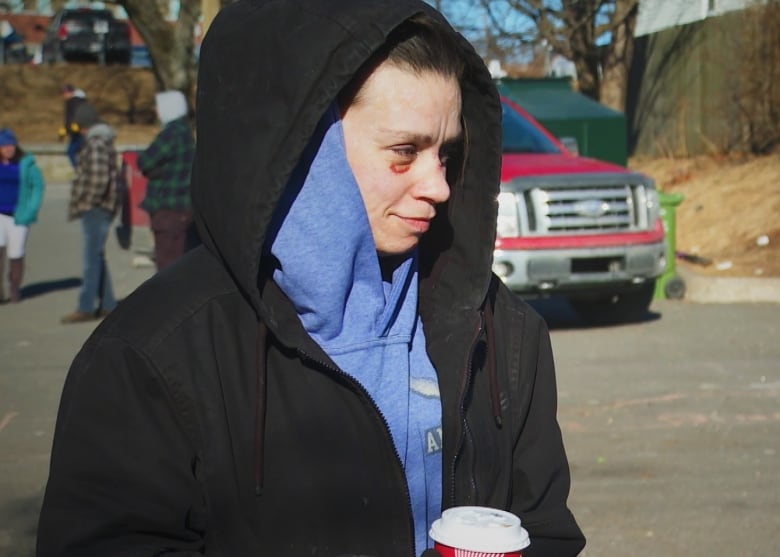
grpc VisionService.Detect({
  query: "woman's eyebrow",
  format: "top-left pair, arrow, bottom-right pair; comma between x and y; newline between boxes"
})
377,129 -> 463,146
377,128 -> 434,144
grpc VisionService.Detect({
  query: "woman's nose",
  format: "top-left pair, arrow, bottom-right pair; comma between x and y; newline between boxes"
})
415,157 -> 451,204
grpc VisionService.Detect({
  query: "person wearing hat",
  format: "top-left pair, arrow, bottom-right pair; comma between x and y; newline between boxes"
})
59,84 -> 91,168
0,128 -> 45,303
137,90 -> 198,271
60,103 -> 120,323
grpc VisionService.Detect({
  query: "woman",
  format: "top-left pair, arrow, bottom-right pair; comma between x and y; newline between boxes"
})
0,128 -> 45,303
37,1 -> 585,556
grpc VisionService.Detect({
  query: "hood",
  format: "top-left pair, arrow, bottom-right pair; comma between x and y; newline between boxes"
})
500,152 -> 630,182
73,103 -> 100,130
86,123 -> 115,142
155,90 -> 188,125
191,0 -> 502,324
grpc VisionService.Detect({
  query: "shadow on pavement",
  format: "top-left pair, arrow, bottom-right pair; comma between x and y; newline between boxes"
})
0,492 -> 41,557
20,277 -> 82,299
526,296 -> 662,330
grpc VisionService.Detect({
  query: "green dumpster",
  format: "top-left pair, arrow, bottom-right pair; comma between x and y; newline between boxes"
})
654,192 -> 686,300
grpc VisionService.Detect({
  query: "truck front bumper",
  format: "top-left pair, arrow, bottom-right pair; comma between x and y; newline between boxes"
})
493,241 -> 666,295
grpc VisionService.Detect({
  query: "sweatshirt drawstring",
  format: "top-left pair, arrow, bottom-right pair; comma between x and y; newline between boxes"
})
483,301 -> 503,428
254,321 -> 268,496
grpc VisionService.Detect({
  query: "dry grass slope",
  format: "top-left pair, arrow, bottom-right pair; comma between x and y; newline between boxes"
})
631,154 -> 780,278
0,64 -> 159,145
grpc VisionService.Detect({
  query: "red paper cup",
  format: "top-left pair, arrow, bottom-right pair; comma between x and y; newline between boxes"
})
429,506 -> 530,557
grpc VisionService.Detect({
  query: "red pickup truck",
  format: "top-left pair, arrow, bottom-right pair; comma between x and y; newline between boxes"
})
493,97 -> 666,324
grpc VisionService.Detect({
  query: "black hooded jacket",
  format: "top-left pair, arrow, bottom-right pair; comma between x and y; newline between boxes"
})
37,1 -> 585,556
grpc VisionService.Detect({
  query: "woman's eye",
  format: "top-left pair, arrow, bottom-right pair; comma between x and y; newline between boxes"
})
392,145 -> 417,158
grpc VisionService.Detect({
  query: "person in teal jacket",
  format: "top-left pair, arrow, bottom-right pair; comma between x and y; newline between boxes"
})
0,128 -> 45,303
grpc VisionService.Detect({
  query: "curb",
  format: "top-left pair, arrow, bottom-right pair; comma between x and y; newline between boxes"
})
677,266 -> 780,304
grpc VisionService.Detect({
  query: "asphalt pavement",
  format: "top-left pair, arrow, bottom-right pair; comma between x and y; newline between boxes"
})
0,182 -> 778,556
0,183 -> 155,556
535,297 -> 780,557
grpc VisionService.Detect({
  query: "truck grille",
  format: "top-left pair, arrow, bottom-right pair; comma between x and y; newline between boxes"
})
536,184 -> 634,232
503,176 -> 656,236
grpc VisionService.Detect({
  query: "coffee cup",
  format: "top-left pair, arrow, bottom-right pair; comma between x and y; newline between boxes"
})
429,506 -> 530,557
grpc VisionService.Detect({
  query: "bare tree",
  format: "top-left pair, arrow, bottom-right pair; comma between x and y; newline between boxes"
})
113,0 -> 202,98
480,0 -> 639,111
116,0 -> 637,113
113,0 -> 242,99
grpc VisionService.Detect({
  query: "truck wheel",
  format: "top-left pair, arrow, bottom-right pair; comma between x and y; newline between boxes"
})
569,281 -> 655,325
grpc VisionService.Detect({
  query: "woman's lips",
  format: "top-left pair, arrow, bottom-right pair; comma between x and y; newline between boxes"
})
400,216 -> 432,234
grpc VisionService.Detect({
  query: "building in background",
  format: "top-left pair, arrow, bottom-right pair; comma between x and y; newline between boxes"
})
636,0 -> 754,36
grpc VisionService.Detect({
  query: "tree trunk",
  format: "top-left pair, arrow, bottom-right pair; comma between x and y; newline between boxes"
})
573,56 -> 600,100
562,1 -> 601,100
600,0 -> 638,112
118,0 -> 200,99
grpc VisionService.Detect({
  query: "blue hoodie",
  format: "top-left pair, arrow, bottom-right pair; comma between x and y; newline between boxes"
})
267,106 -> 442,553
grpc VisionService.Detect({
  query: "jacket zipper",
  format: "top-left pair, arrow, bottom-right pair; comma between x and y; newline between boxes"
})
296,348 -> 416,557
450,311 -> 485,505
448,310 -> 485,506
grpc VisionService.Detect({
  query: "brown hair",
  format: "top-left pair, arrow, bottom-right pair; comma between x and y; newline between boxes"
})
339,13 -> 465,109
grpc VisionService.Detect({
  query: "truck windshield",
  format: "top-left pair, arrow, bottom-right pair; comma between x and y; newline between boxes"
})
501,101 -> 562,155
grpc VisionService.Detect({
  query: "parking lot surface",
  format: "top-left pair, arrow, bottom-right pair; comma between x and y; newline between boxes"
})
534,297 -> 779,556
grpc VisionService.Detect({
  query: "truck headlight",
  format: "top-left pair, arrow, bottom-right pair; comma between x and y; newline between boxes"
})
646,186 -> 661,225
497,192 -> 520,237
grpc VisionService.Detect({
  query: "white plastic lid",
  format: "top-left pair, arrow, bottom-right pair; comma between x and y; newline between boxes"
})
429,506 -> 531,553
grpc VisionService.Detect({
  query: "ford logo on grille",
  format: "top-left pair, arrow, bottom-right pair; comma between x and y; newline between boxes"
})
574,199 -> 610,218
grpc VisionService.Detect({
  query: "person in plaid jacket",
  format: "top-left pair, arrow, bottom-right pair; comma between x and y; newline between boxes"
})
137,90 -> 197,271
61,104 -> 119,324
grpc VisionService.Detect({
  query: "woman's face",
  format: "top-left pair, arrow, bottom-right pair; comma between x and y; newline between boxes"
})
341,62 -> 462,256
0,144 -> 15,162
